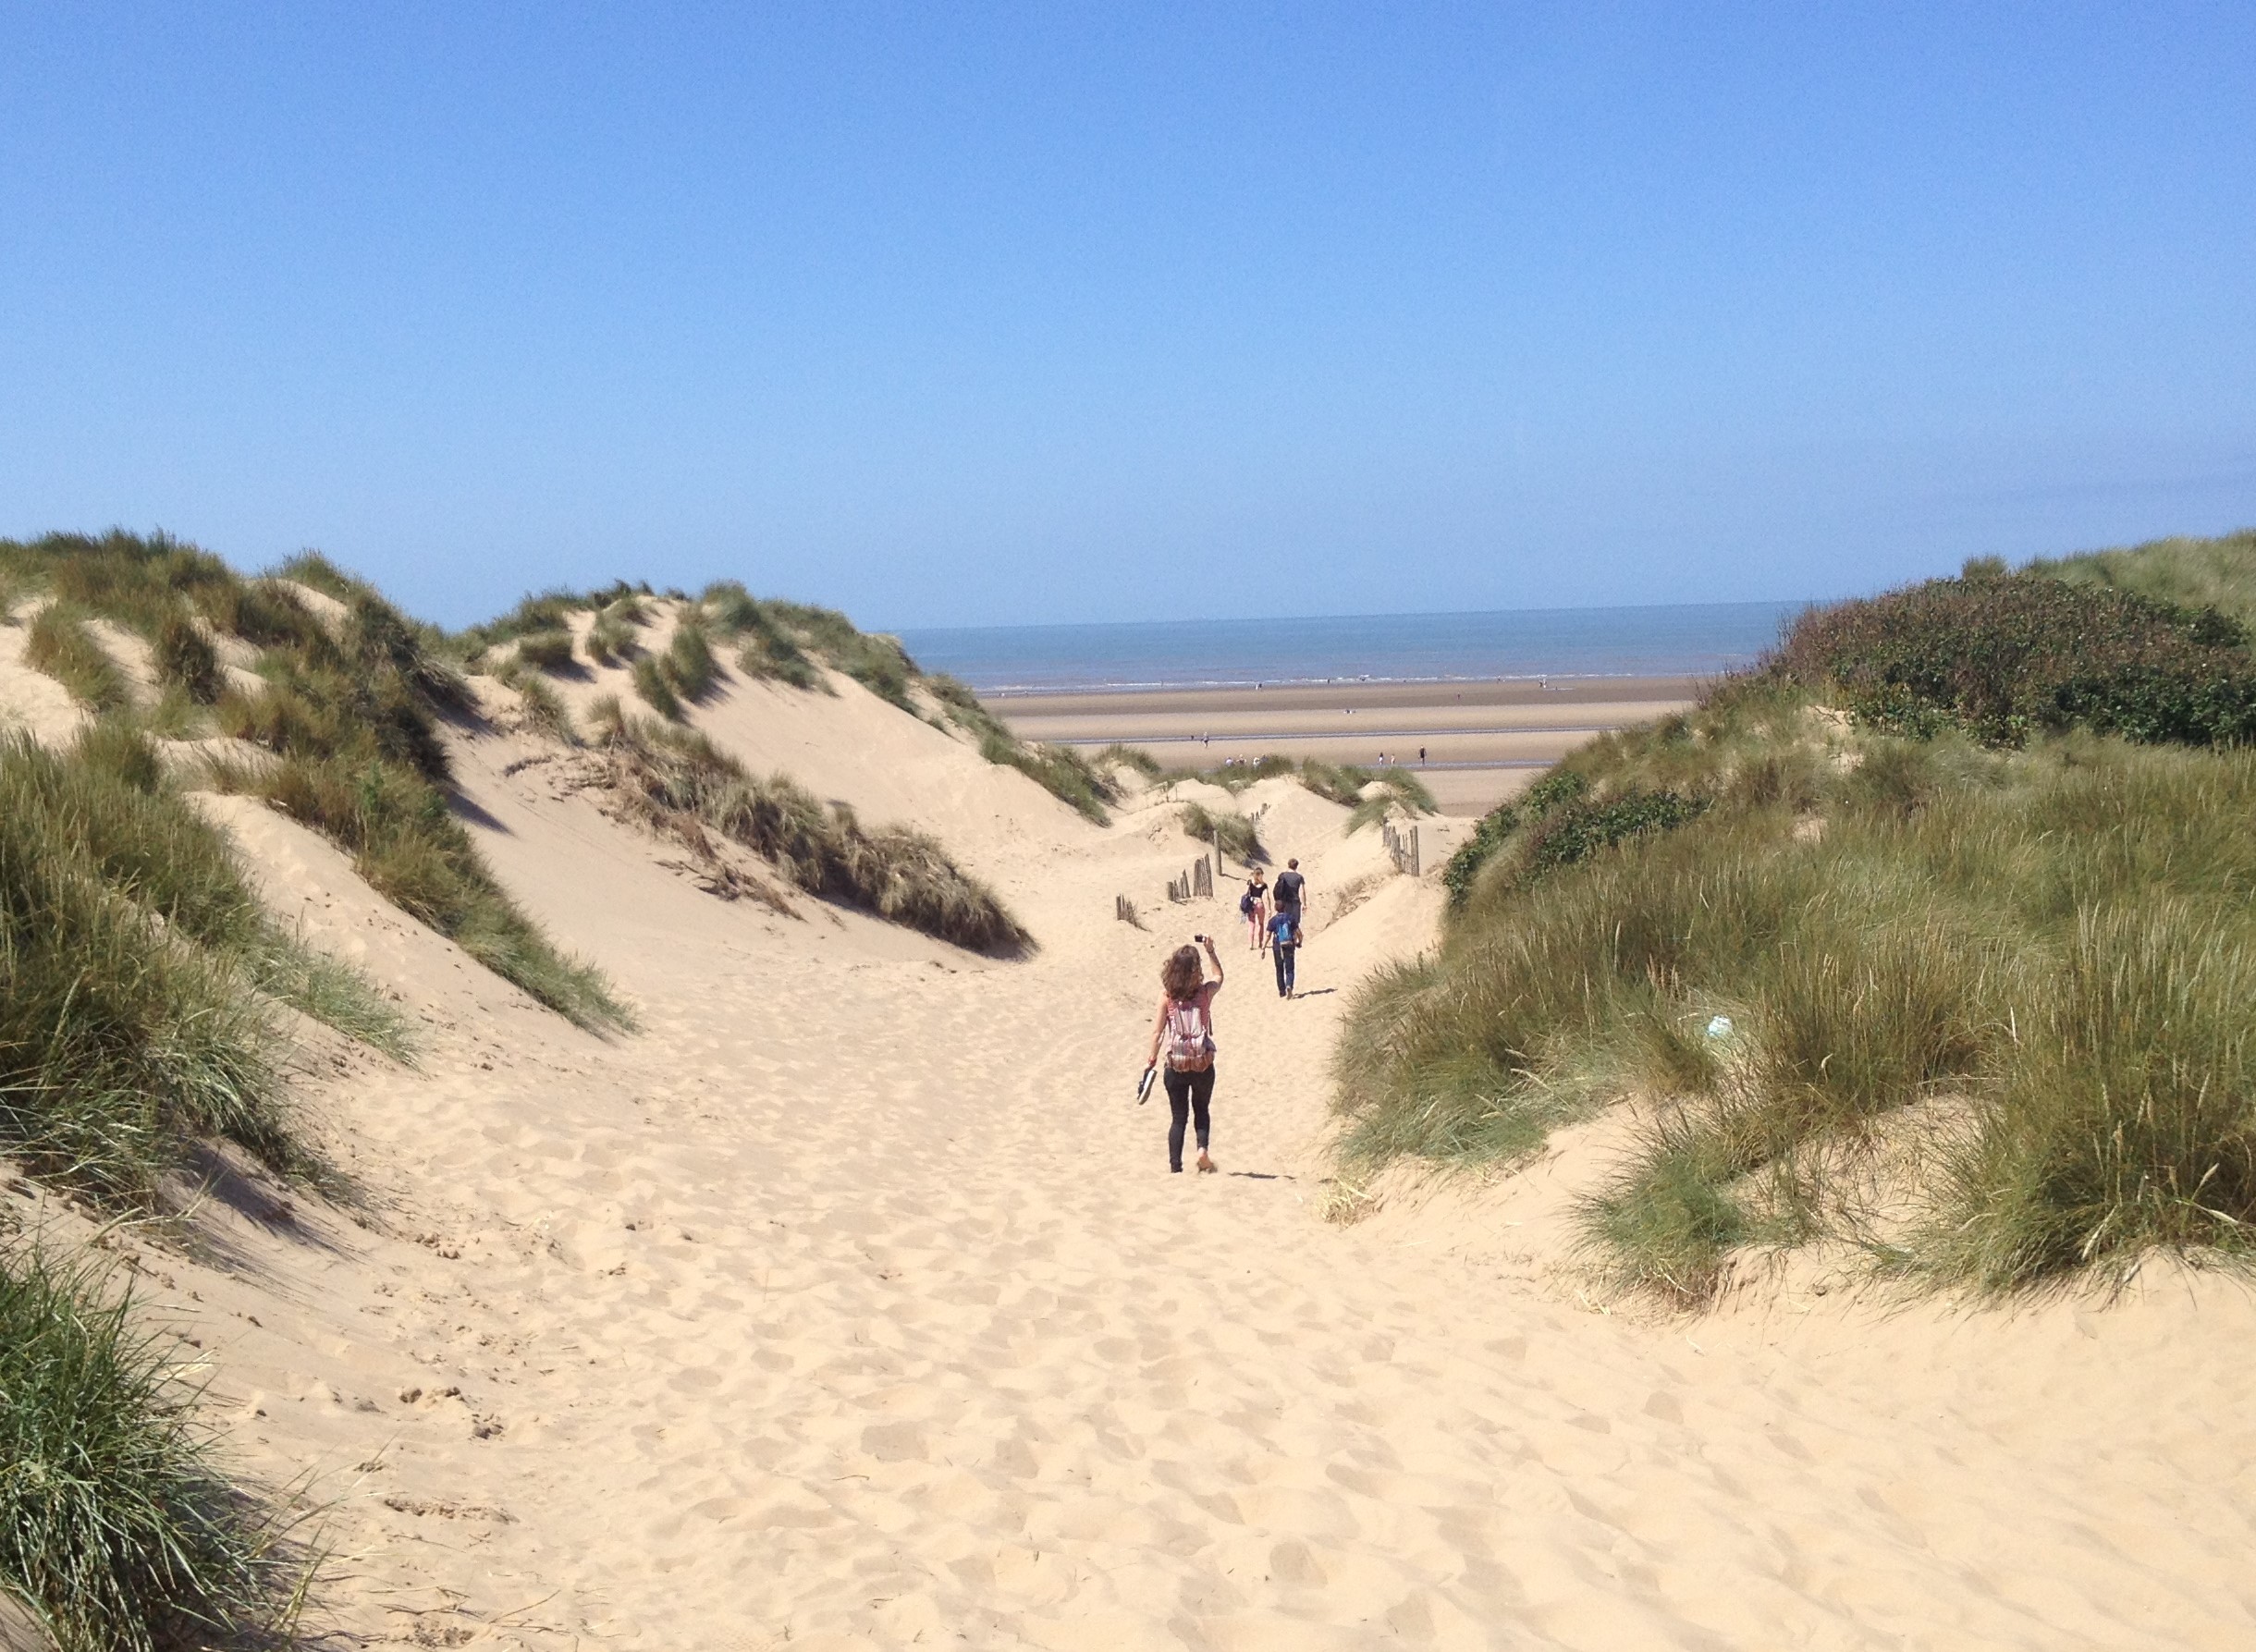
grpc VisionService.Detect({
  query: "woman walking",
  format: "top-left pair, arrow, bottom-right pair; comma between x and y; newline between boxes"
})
1143,936 -> 1224,1173
1241,868 -> 1270,951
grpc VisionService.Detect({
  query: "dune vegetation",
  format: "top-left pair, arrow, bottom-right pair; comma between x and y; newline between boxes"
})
1174,752 -> 1438,830
465,576 -> 1123,823
0,1247 -> 302,1652
0,721 -> 399,1204
2029,526 -> 2256,627
0,537 -> 463,1646
593,703 -> 1033,953
1,533 -> 630,1034
1339,531 -> 2256,1303
1177,801 -> 1265,865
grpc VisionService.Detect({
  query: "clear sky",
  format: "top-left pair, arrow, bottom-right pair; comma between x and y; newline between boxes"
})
5,5 -> 2253,630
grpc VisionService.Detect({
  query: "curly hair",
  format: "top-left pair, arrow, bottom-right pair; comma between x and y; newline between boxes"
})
1160,945 -> 1204,1001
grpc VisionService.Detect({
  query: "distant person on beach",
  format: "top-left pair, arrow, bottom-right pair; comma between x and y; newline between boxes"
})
1269,907 -> 1301,997
1241,869 -> 1269,952
1272,859 -> 1306,924
1143,936 -> 1223,1174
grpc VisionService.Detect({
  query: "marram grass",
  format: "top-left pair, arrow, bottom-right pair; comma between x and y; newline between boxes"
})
0,1247 -> 304,1652
1337,545 -> 2256,1301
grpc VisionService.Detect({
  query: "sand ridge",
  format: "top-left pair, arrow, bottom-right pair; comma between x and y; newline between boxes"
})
15,648 -> 2256,1648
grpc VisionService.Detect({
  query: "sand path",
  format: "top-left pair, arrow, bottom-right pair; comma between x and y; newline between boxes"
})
107,678 -> 2256,1650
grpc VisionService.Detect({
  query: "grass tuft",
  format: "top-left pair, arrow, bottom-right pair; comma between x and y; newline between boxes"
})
1,729 -> 294,1200
0,1247 -> 304,1652
513,629 -> 575,673
631,654 -> 682,720
1094,743 -> 1162,780
150,614 -> 222,704
26,607 -> 132,713
1177,801 -> 1264,864
497,666 -> 579,745
658,615 -> 719,702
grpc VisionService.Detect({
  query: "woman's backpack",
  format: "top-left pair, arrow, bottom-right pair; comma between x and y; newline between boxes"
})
1163,997 -> 1215,1071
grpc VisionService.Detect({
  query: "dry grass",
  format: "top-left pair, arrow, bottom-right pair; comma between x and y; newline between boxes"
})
594,705 -> 1032,953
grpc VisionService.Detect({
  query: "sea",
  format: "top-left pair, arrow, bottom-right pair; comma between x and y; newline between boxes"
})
895,600 -> 1807,695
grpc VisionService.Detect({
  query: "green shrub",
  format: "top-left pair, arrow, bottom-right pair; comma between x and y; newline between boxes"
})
1338,716 -> 2256,1301
462,587 -> 587,649
702,581 -> 754,629
0,1248 -> 300,1652
1295,759 -> 1373,806
1922,903 -> 2256,1291
735,630 -> 820,689
0,532 -> 634,1035
1344,770 -> 1438,836
926,674 -> 1115,822
217,654 -> 449,784
1771,571 -> 2256,746
760,601 -> 915,706
0,733 -> 287,1199
1521,789 -> 1709,880
1441,803 -> 1520,908
197,580 -> 331,655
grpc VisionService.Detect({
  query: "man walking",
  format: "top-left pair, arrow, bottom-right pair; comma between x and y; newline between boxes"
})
1272,858 -> 1306,924
1269,858 -> 1307,997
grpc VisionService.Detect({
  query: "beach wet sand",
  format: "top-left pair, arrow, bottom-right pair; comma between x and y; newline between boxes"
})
996,676 -> 1701,813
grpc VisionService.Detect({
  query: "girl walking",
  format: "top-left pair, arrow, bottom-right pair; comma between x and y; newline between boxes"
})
1143,936 -> 1224,1173
1241,869 -> 1270,951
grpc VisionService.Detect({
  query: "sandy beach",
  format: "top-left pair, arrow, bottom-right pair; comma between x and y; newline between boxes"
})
997,677 -> 1700,814
7,590 -> 2251,1649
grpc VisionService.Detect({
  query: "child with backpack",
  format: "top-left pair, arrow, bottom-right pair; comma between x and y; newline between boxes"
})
1142,936 -> 1225,1173
1268,907 -> 1302,998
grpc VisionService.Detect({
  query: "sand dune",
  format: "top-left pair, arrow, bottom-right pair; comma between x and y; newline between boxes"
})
14,640 -> 2256,1648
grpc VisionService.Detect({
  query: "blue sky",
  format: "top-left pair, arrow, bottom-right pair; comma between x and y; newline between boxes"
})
4,4 -> 2253,630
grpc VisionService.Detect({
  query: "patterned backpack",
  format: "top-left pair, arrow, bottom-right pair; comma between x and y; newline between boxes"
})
1162,997 -> 1215,1071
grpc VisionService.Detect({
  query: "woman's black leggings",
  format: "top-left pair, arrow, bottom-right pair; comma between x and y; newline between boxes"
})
1163,1065 -> 1215,1171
